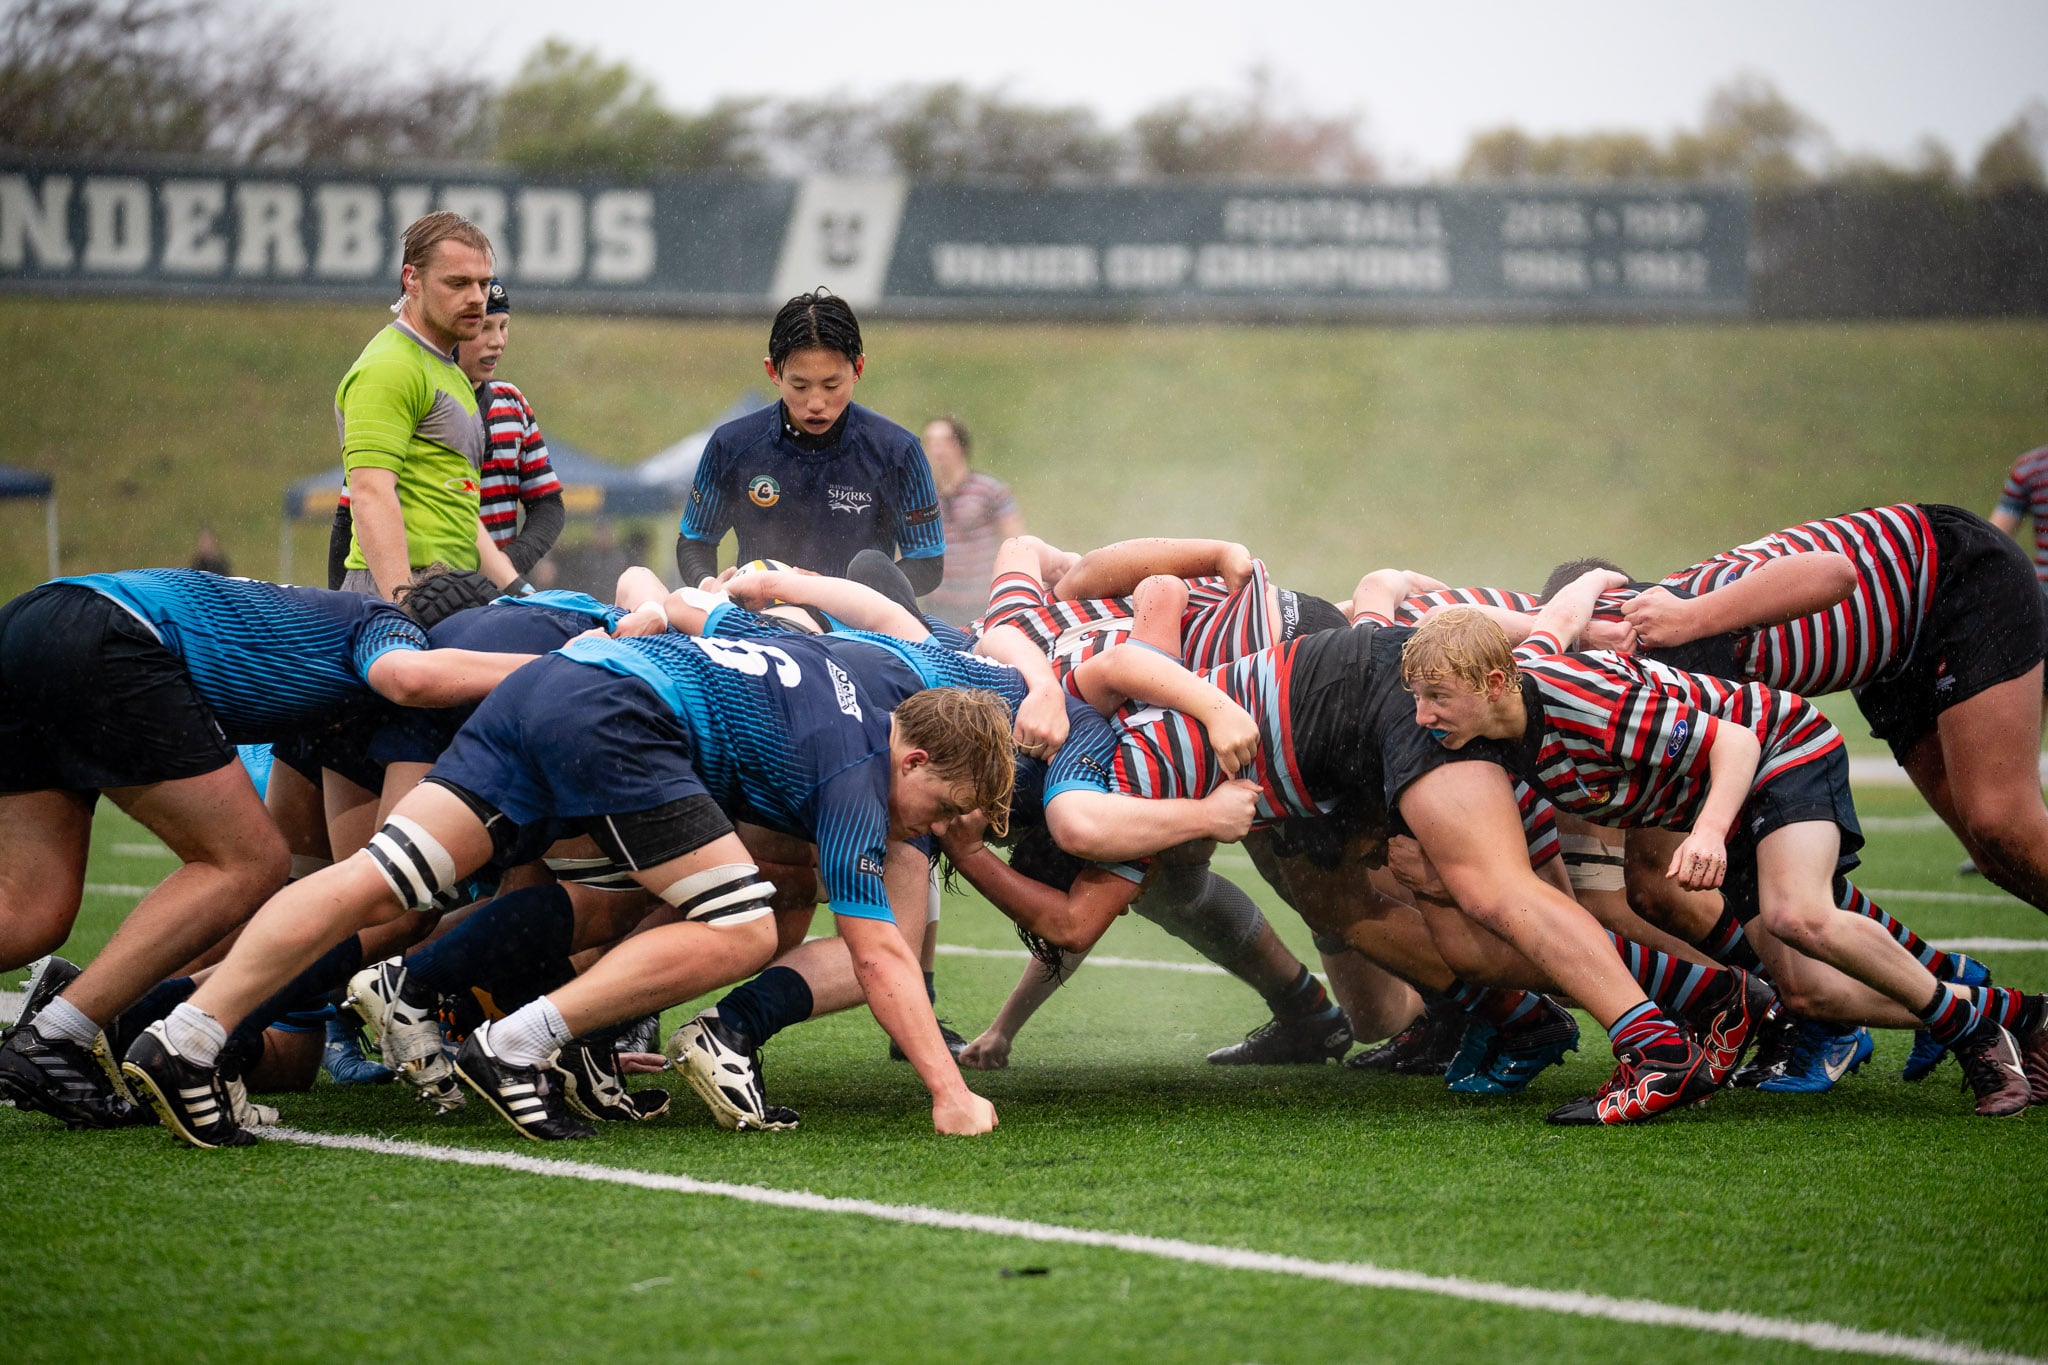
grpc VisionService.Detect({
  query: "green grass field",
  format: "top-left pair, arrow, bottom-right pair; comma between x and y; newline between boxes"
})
6,789 -> 2046,1364
1,298 -> 2044,602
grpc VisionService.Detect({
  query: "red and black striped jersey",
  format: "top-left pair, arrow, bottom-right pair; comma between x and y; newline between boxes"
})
1392,586 -> 1539,625
1513,629 -> 1843,829
1659,504 -> 1937,695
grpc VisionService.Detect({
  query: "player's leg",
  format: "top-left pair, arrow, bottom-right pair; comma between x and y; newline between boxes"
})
0,789 -> 93,971
1929,666 -> 2048,910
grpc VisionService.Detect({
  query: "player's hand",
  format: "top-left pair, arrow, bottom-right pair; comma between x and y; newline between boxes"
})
615,1051 -> 671,1074
1200,778 -> 1262,842
724,571 -> 784,608
1387,835 -> 1450,903
1203,700 -> 1261,777
933,1089 -> 999,1134
1218,543 -> 1257,592
568,626 -> 611,645
1666,829 -> 1728,891
1581,616 -> 1639,653
957,1030 -> 1012,1070
937,811 -> 990,859
1014,687 -> 1070,759
1620,587 -> 1697,649
611,602 -> 669,638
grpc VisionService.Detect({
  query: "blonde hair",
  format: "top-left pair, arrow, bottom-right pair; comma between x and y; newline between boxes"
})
895,688 -> 1016,837
392,211 -> 494,312
1401,606 -> 1519,695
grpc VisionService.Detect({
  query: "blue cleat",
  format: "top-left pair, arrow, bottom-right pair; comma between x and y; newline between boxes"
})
1448,999 -> 1580,1094
1903,956 -> 1991,1082
1442,1019 -> 1498,1087
1756,1019 -> 1874,1093
321,1010 -> 394,1086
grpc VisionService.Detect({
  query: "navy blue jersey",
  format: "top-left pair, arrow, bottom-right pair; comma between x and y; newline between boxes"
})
678,402 -> 945,575
429,590 -> 624,654
558,632 -> 898,921
56,570 -> 425,743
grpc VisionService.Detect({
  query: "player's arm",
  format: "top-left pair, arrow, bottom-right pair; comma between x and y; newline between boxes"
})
1070,646 -> 1258,776
1622,552 -> 1855,647
1044,781 -> 1259,863
959,946 -> 1086,1069
891,435 -> 947,596
1524,567 -> 1629,650
730,569 -> 928,639
474,522 -> 523,590
938,824 -> 1142,953
347,467 -> 412,602
366,646 -> 536,707
1051,537 -> 1255,600
675,442 -> 732,585
973,623 -> 1070,755
615,566 -> 672,614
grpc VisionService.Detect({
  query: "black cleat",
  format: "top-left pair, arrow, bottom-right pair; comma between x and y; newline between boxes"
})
453,1024 -> 594,1141
1676,970 -> 1774,1086
889,1018 -> 969,1062
0,1021 -> 149,1129
553,1036 -> 670,1123
1546,1038 -> 1717,1126
1207,1005 -> 1354,1065
7,955 -> 82,1038
1951,1017 -> 2030,1118
1345,1003 -> 1463,1075
1729,1001 -> 1797,1088
119,1023 -> 254,1147
2016,1001 -> 2048,1105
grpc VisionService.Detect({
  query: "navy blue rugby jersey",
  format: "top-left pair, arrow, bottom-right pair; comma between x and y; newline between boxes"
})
429,589 -> 624,654
55,569 -> 425,743
678,402 -> 945,575
557,631 -> 900,921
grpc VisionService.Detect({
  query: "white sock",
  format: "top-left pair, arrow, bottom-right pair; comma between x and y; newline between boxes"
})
31,995 -> 99,1047
490,998 -> 572,1068
163,1002 -> 227,1067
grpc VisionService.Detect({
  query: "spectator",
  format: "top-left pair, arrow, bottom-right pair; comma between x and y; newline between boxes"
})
330,211 -> 492,600
189,526 -> 231,576
1992,438 -> 2048,597
920,415 -> 1024,628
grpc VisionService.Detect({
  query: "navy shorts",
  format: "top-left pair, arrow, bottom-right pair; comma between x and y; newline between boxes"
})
1857,505 -> 2048,761
0,584 -> 232,793
1720,745 -> 1864,923
427,654 -> 712,829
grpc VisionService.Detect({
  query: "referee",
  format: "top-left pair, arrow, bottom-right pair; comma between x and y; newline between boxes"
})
676,290 -> 944,609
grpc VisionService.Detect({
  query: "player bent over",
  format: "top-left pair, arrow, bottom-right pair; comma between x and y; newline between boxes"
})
123,633 -> 1013,1146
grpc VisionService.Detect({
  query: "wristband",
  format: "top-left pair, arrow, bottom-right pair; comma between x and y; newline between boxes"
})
508,576 -> 536,597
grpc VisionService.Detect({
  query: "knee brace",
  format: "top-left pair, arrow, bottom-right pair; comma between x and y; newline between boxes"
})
544,852 -> 641,892
1134,865 -> 1267,962
1561,831 -> 1627,893
365,815 -> 460,912
658,863 -> 775,926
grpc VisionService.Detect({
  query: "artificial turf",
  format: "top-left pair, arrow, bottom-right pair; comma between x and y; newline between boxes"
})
7,788 -> 2046,1363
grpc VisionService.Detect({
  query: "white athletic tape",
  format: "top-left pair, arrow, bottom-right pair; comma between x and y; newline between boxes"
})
261,1127 -> 2039,1365
658,864 -> 773,925
365,815 -> 459,911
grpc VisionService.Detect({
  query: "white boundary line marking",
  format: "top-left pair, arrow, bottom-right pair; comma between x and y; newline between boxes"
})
0,989 -> 21,1026
265,1127 -> 2038,1365
938,943 -> 1227,975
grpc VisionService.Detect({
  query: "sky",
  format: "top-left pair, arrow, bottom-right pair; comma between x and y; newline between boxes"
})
294,0 -> 2046,178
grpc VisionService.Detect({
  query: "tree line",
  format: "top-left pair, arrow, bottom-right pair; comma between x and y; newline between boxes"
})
5,0 -> 2043,192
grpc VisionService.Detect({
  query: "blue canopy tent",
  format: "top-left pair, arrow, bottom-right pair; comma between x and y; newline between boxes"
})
0,466 -> 58,577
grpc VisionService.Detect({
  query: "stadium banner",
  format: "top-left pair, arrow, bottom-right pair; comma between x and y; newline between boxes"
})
0,157 -> 1748,318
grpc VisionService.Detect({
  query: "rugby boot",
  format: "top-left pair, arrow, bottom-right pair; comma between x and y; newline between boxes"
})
0,1023 -> 148,1129
121,1022 -> 255,1148
1729,1001 -> 1796,1088
1345,1002 -> 1462,1075
1442,1019 -> 1497,1087
1206,1004 -> 1353,1065
453,1023 -> 594,1142
1755,1020 -> 1872,1094
553,1035 -> 670,1122
1950,1017 -> 2030,1118
1449,998 -> 1580,1095
344,959 -> 462,1113
1546,1037 -> 1715,1126
1675,969 -> 1773,1086
2014,1006 -> 2048,1105
667,1010 -> 799,1132
1903,956 -> 1991,1082
889,1018 -> 970,1062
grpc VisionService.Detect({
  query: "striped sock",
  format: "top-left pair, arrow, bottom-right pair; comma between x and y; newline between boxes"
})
1447,981 -> 1542,1029
1607,933 -> 1729,1016
1914,981 -> 1984,1047
1606,1000 -> 1685,1054
1701,907 -> 1762,971
1972,987 -> 2044,1033
1837,883 -> 1951,976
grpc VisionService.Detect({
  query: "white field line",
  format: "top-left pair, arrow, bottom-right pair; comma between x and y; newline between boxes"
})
84,883 -> 155,898
1847,755 -> 2048,788
1939,938 -> 2048,953
109,842 -> 174,858
0,989 -> 20,1025
937,943 -> 1227,975
264,1127 -> 2039,1365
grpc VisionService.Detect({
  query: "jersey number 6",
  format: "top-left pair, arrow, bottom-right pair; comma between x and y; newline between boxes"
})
698,636 -> 803,688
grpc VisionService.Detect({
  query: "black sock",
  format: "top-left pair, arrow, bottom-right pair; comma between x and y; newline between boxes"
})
409,883 -> 577,1012
109,976 -> 196,1061
219,936 -> 365,1080
1263,965 -> 1333,1019
714,966 -> 815,1049
923,970 -> 937,1005
1701,906 -> 1763,971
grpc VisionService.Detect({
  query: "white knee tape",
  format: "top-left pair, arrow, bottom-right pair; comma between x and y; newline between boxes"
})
1561,831 -> 1628,893
926,862 -> 942,924
658,862 -> 774,925
366,814 -> 460,911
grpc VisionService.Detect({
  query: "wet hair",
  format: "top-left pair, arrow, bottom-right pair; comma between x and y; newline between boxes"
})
1538,556 -> 1631,603
893,687 -> 1015,838
767,288 -> 863,369
924,415 -> 972,459
400,211 -> 493,279
1400,606 -> 1518,695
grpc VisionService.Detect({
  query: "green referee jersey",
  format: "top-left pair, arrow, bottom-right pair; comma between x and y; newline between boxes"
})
334,321 -> 487,571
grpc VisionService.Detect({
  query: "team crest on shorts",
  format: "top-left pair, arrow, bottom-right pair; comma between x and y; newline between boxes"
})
748,474 -> 781,508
